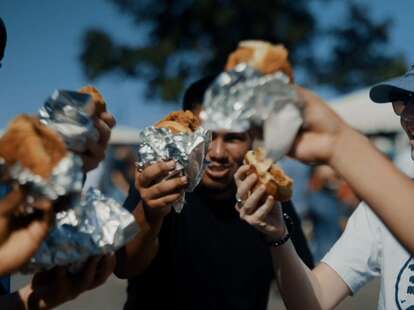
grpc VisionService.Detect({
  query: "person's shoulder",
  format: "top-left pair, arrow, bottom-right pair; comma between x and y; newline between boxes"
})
349,202 -> 384,232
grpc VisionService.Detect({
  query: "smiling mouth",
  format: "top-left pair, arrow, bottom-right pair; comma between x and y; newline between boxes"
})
206,164 -> 231,178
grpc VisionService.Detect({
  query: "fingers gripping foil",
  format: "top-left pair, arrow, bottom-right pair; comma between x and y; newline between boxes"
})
136,127 -> 211,212
22,188 -> 139,273
39,90 -> 99,152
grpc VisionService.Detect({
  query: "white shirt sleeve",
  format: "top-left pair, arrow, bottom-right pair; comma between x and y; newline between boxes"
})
321,203 -> 382,293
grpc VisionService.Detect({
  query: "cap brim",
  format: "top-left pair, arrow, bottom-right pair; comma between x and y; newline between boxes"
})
370,75 -> 414,103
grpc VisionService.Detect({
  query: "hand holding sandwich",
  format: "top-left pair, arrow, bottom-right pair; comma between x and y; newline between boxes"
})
0,191 -> 53,275
234,165 -> 287,241
289,86 -> 353,165
134,160 -> 188,225
78,86 -> 116,172
234,148 -> 293,240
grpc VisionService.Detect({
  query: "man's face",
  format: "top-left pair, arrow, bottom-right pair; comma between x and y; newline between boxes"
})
202,130 -> 252,191
191,104 -> 252,192
393,96 -> 414,159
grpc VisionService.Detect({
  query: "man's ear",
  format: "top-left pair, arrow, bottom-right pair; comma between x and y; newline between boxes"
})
190,104 -> 203,119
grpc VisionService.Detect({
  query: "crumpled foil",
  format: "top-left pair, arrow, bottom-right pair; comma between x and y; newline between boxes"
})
201,63 -> 303,160
136,126 -> 211,212
22,188 -> 139,273
38,90 -> 99,153
0,153 -> 83,202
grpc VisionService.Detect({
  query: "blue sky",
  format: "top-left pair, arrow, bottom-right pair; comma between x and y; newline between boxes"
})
0,0 -> 413,128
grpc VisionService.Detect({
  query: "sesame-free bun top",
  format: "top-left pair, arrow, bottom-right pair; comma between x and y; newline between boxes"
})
79,85 -> 107,116
0,115 -> 67,179
244,148 -> 293,202
155,110 -> 201,134
225,40 -> 294,82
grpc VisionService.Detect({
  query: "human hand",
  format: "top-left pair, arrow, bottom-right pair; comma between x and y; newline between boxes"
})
19,254 -> 116,310
135,161 -> 188,223
289,86 -> 351,165
0,186 -> 53,276
80,112 -> 116,172
234,165 -> 286,240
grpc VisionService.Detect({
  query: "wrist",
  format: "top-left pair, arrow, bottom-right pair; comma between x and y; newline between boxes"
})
266,225 -> 288,242
138,202 -> 164,239
328,125 -> 362,167
267,213 -> 293,247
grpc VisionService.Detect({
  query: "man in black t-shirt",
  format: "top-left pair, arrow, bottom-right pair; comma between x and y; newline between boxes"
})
115,76 -> 313,310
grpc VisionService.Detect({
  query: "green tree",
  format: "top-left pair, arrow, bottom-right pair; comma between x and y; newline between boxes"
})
80,0 -> 406,102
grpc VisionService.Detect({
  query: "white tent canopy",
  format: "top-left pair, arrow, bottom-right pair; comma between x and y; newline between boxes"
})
109,126 -> 140,144
329,88 -> 402,134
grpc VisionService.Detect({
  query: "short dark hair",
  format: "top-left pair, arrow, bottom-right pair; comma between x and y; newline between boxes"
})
182,74 -> 217,111
0,18 -> 7,62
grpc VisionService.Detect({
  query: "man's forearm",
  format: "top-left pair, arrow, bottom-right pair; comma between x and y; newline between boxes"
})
114,201 -> 162,278
330,127 -> 414,254
272,241 -> 324,310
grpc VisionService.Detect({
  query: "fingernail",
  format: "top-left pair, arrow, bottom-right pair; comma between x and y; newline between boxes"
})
260,185 -> 266,191
181,176 -> 188,183
166,161 -> 175,169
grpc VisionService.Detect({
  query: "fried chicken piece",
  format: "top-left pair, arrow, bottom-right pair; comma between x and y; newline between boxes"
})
0,115 -> 67,179
79,85 -> 107,116
244,148 -> 293,202
225,40 -> 294,82
155,110 -> 201,134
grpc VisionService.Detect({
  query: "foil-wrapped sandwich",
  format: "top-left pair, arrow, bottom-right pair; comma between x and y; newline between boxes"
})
136,110 -> 211,213
202,40 -> 303,161
0,115 -> 83,209
0,87 -> 138,272
244,148 -> 293,202
23,188 -> 138,273
38,85 -> 107,153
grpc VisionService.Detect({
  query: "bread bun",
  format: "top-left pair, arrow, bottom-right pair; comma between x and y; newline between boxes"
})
244,148 -> 293,201
0,115 -> 67,179
225,40 -> 294,82
155,110 -> 200,134
79,85 -> 107,116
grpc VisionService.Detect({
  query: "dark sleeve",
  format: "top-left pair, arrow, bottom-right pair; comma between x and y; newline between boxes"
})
123,184 -> 141,213
0,276 -> 10,295
122,184 -> 177,309
281,201 -> 315,269
124,213 -> 175,310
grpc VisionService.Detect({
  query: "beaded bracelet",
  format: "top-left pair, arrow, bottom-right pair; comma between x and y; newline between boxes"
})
267,213 -> 294,247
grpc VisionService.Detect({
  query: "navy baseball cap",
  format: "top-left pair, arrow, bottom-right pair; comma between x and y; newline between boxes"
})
0,18 -> 6,63
370,65 -> 414,103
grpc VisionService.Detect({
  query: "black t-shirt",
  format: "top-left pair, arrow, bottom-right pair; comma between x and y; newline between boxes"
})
123,186 -> 313,310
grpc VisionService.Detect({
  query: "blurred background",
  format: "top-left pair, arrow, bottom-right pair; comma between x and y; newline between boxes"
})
2,0 -> 414,308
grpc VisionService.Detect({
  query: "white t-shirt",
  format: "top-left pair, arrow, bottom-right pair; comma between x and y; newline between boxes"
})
322,202 -> 414,310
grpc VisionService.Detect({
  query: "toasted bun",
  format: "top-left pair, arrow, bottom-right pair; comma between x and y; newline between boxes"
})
79,85 -> 107,116
244,148 -> 293,201
0,115 -> 67,179
154,110 -> 200,134
225,40 -> 294,82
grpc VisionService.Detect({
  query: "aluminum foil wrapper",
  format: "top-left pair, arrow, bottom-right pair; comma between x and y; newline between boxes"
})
0,153 -> 83,203
38,90 -> 99,153
201,63 -> 303,161
136,126 -> 211,213
22,188 -> 139,273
